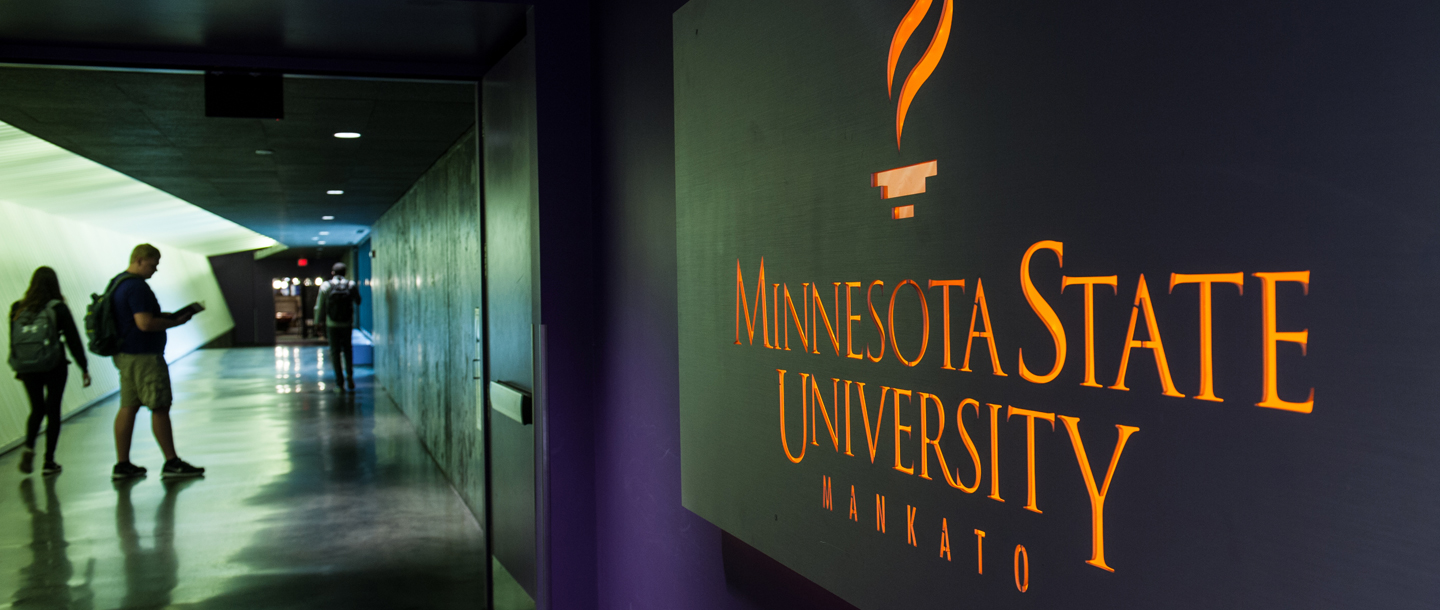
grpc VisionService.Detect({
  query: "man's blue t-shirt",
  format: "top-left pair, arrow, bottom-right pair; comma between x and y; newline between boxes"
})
114,278 -> 166,354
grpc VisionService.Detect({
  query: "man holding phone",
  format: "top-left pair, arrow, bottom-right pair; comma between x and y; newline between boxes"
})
110,244 -> 205,480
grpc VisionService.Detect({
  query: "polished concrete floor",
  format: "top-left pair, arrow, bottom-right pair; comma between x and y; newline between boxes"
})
0,347 -> 487,609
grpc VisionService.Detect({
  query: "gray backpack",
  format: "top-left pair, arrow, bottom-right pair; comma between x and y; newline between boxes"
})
9,300 -> 64,374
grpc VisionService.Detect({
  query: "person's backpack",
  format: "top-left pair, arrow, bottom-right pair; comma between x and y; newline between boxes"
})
85,272 -> 139,356
9,300 -> 64,374
326,279 -> 355,325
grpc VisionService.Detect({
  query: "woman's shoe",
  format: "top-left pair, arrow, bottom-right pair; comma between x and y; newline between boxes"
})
18,447 -> 35,474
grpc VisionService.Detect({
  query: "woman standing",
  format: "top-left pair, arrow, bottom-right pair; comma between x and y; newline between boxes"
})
8,267 -> 90,475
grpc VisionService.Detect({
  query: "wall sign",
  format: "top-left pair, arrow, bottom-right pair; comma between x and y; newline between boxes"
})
677,1 -> 1438,608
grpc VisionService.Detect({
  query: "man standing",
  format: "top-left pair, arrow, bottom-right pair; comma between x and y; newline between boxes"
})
111,244 -> 205,479
315,262 -> 361,392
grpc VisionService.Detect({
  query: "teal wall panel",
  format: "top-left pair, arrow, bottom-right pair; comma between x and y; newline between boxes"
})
370,127 -> 488,530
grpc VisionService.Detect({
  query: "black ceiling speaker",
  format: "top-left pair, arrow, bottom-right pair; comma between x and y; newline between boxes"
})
205,70 -> 284,119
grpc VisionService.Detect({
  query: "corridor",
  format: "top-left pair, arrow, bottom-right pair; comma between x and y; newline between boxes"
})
0,347 -> 487,609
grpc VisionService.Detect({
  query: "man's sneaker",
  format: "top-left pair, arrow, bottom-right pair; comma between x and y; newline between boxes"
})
347,378 -> 356,391
161,459 -> 205,478
18,447 -> 35,474
41,462 -> 62,476
112,462 -> 148,479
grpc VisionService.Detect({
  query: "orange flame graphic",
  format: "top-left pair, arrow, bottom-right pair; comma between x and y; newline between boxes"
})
887,0 -> 953,150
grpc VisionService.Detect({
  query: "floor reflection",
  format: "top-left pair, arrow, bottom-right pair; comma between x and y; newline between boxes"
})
0,347 -> 487,609
114,478 -> 197,609
14,477 -> 94,609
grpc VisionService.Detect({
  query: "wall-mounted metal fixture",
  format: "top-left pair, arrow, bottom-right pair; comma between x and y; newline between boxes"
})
490,380 -> 532,425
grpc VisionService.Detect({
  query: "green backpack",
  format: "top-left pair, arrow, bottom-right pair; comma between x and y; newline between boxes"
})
85,272 -> 139,356
8,300 -> 64,374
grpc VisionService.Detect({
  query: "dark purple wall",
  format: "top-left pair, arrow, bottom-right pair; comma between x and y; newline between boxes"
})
586,1 -> 857,608
529,3 -> 598,608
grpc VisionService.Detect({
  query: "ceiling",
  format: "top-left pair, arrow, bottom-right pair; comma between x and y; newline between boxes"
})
0,66 -> 476,248
0,0 -> 524,253
0,0 -> 529,79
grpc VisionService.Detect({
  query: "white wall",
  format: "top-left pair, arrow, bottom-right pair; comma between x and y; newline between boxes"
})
0,200 -> 233,450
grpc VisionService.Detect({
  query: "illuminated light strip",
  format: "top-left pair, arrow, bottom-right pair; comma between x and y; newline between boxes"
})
892,205 -> 915,220
0,120 -> 276,254
872,160 -> 938,199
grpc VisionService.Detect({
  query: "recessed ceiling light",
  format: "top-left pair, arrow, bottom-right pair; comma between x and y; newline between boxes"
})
318,241 -> 327,245
327,190 -> 343,195
319,231 -> 330,235
322,216 -> 335,220
255,149 -> 274,155
312,236 -> 319,241
333,132 -> 361,139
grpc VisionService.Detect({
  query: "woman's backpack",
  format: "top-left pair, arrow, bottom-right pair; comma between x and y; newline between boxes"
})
9,299 -> 64,374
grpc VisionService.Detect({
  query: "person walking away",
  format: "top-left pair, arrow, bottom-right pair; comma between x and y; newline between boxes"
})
9,266 -> 91,475
110,244 -> 204,479
315,263 -> 361,392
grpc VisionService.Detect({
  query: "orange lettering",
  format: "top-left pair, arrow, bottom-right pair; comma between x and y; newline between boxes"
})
772,283 -> 781,348
808,376 -> 840,451
987,402 -> 1004,503
866,280 -> 886,362
960,278 -> 1006,376
974,529 -> 986,574
939,518 -> 952,561
928,279 -> 965,370
859,383 -> 892,463
1019,241 -> 1067,383
953,398 -> 983,493
812,283 -> 842,355
777,369 -> 806,463
734,259 -> 770,347
1061,275 -> 1118,388
1006,406 -> 1056,514
1170,272 -> 1244,402
875,494 -> 887,533
782,283 -> 809,352
1254,271 -> 1313,413
1059,415 -> 1139,573
892,388 -> 915,475
889,279 -> 930,367
906,505 -> 918,546
842,380 -> 855,456
844,282 -> 863,359
918,392 -> 959,486
1111,274 -> 1184,397
1014,545 -> 1029,592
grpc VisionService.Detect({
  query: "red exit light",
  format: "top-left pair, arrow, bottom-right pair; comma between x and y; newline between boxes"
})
298,258 -> 308,267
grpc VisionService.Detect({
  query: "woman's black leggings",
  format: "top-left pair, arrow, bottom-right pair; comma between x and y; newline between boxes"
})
21,366 -> 67,461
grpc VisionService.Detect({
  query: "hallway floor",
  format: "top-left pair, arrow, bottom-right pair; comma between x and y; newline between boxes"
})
0,346 -> 487,609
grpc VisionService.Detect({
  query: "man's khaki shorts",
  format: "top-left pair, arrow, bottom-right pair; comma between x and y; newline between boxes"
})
115,353 -> 172,410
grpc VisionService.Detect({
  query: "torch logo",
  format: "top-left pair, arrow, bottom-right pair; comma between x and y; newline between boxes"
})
872,0 -> 953,219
